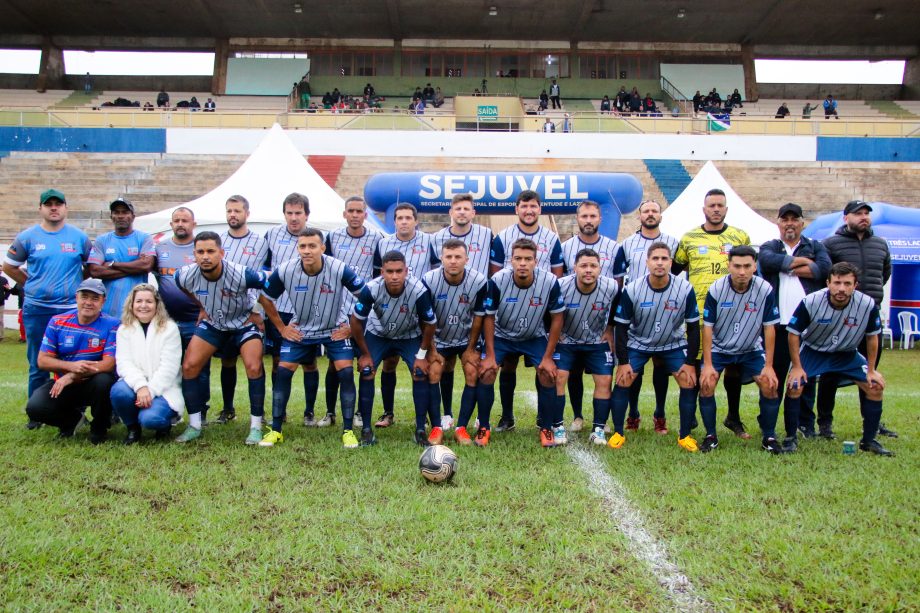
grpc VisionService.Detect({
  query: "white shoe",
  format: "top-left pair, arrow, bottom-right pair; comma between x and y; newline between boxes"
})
317,413 -> 335,427
440,414 -> 454,431
353,413 -> 363,429
553,426 -> 568,445
570,417 -> 584,432
589,426 -> 607,446
303,414 -> 317,427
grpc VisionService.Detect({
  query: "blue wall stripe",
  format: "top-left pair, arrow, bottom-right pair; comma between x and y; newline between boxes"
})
817,137 -> 920,162
0,127 -> 166,153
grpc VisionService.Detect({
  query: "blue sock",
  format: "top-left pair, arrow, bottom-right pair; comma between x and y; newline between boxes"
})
567,374 -> 584,419
536,383 -> 555,429
325,366 -> 339,417
428,382 -> 441,429
785,395 -> 802,435
699,395 -> 717,437
476,383 -> 495,430
248,373 -> 265,418
757,394 -> 781,440
861,398 -> 883,443
554,394 -> 566,428
628,371 -> 642,419
182,376 -> 205,417
271,367 -> 295,432
303,369 -> 319,416
440,370 -> 454,416
592,397 -> 610,430
499,370 -> 516,420
412,379 -> 430,431
458,385 -> 476,428
653,366 -> 669,418
381,370 -> 396,415
336,367 -> 355,430
220,366 -> 236,412
678,387 -> 697,438
358,377 -> 375,429
611,385 -> 629,434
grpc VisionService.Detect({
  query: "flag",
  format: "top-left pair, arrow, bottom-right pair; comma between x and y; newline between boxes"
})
707,112 -> 730,132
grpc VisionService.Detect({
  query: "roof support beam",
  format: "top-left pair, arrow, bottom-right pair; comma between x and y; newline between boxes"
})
385,0 -> 402,40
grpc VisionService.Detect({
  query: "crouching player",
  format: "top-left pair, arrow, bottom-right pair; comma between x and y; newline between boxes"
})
258,228 -> 366,448
785,262 -> 893,456
422,239 -> 488,445
556,249 -> 619,446
351,251 -> 438,447
699,246 -> 782,453
479,239 -> 565,447
610,242 -> 700,451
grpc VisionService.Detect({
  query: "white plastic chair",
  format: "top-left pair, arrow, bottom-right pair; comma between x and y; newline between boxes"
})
880,315 -> 894,350
897,311 -> 920,349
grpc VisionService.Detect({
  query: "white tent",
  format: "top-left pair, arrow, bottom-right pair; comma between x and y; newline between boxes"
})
135,123 -> 383,237
660,161 -> 779,245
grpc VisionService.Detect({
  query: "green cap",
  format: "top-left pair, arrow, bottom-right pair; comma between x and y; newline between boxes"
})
40,189 -> 66,204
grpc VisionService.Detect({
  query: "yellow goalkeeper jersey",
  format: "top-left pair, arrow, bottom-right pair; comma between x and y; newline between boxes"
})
674,224 -> 751,312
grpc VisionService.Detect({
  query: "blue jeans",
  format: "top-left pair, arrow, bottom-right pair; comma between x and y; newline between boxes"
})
110,380 -> 177,431
23,310 -> 59,398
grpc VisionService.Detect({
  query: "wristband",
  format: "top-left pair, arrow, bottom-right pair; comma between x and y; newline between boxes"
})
415,349 -> 428,360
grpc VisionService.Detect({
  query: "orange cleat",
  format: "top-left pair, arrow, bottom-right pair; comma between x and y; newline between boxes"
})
455,426 -> 473,445
540,428 -> 556,448
428,426 -> 444,445
473,427 -> 491,447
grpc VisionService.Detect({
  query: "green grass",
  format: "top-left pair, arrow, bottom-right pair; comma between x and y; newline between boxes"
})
0,331 -> 917,610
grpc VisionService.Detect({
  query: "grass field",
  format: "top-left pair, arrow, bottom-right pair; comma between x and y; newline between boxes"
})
0,331 -> 917,611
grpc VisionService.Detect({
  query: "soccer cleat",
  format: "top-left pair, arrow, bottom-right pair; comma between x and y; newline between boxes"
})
723,417 -> 751,439
677,435 -> 699,453
26,419 -> 43,430
375,413 -> 395,428
607,432 -> 626,449
626,416 -> 641,431
782,436 -> 798,453
540,428 -> 555,448
303,413 -> 317,427
215,410 -> 236,425
474,427 -> 491,447
428,426 -> 444,445
653,417 -> 668,435
454,426 -> 473,445
89,430 -> 107,445
817,426 -> 836,440
495,416 -> 516,432
700,434 -> 719,453
798,425 -> 817,439
175,427 -> 202,443
589,427 -> 607,446
762,437 -> 784,454
859,439 -> 894,456
258,430 -> 284,447
353,412 -> 363,429
342,429 -> 359,449
570,417 -> 584,432
415,429 -> 431,447
553,426 -> 568,445
317,413 -> 335,427
123,426 -> 142,446
154,428 -> 172,441
877,423 -> 898,438
440,414 -> 454,431
245,427 -> 263,445
360,428 -> 377,446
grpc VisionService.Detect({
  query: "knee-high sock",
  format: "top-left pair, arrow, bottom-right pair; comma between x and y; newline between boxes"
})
757,393 -> 781,440
220,366 -> 237,412
440,370 -> 454,416
325,366 -> 339,417
303,369 -> 319,416
457,385 -> 477,429
815,374 -> 838,428
724,373 -> 742,422
592,397 -> 610,430
358,378 -> 375,428
554,394 -> 566,428
567,374 -> 584,419
182,376 -> 206,416
336,367 -> 355,430
271,367 -> 294,432
610,385 -> 630,435
678,387 -> 697,438
381,370 -> 396,415
536,383 -> 556,429
428,382 -> 441,429
653,365 -> 669,419
248,373 -> 266,418
861,398 -> 883,443
698,394 -> 717,437
627,372 -> 642,419
412,379 -> 430,431
499,371 -> 516,420
477,383 -> 495,430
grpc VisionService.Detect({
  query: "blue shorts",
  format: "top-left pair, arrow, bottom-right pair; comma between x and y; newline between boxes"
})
279,337 -> 355,364
437,344 -> 470,360
556,342 -> 614,375
626,346 -> 687,375
799,346 -> 868,383
365,333 -> 422,370
491,336 -> 556,368
710,350 -> 766,384
194,321 -> 262,358
264,312 -> 297,358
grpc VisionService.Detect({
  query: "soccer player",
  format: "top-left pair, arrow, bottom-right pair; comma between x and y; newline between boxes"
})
612,199 -> 679,435
430,193 -> 493,428
556,249 -> 619,446
674,188 -> 751,438
489,190 -> 564,432
785,262 -> 894,456
371,202 -> 437,429
323,196 -> 383,428
173,232 -> 270,444
258,228 -> 365,448
351,251 -> 437,447
610,242 -> 700,451
4,189 -> 91,427
699,246 -> 782,453
422,239 -> 488,445
217,195 -> 269,425
479,238 -> 565,447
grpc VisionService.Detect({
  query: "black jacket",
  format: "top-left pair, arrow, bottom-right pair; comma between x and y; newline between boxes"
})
758,235 -> 831,298
822,225 -> 891,306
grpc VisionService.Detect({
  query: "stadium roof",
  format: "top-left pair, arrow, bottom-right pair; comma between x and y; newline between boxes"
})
1,0 -> 918,48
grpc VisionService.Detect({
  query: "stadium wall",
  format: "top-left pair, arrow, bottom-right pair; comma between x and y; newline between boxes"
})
756,83 -> 904,100
0,127 -> 165,152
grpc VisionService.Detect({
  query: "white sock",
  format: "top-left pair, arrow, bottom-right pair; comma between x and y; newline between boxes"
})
189,413 -> 202,429
250,416 -> 262,429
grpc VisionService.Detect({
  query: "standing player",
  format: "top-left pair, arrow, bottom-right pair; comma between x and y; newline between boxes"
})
430,193 -> 492,429
422,239 -> 488,444
699,246 -> 782,453
258,228 -> 365,448
218,195 -> 269,425
612,199 -> 679,435
173,232 -> 270,444
479,239 -> 565,447
555,249 -> 619,445
610,243 -> 700,451
674,188 -> 751,438
323,196 -> 382,429
785,262 -> 893,456
351,251 -> 437,447
489,190 -> 564,432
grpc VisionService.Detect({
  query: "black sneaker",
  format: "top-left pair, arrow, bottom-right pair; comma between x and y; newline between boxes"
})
56,427 -> 75,439
798,425 -> 817,439
360,428 -> 377,446
154,427 -> 172,441
26,420 -> 43,430
859,439 -> 894,456
818,426 -> 836,440
782,436 -> 798,453
415,429 -> 431,447
700,434 -> 719,453
878,423 -> 899,438
762,437 -> 784,454
123,426 -> 142,445
215,410 -> 236,424
89,430 -> 107,445
724,417 -> 751,439
495,416 -> 516,432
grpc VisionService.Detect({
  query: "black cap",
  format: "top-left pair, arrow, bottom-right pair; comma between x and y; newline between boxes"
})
777,203 -> 803,218
844,200 -> 872,215
109,197 -> 135,213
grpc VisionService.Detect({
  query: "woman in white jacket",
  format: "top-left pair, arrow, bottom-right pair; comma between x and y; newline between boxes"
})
110,284 -> 185,444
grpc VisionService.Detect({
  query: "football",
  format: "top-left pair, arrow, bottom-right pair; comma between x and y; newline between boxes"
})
419,445 -> 458,483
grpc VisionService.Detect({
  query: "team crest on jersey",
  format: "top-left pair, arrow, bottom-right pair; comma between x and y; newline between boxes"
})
63,335 -> 75,347
721,244 -> 733,255
89,338 -> 100,349
664,299 -> 680,311
127,247 -> 139,256
468,242 -> 481,253
399,304 -> 409,313
243,247 -> 256,255
221,288 -> 235,298
61,243 -> 76,253
160,251 -> 170,259
319,283 -> 334,294
459,294 -> 470,304
744,302 -> 759,313
844,316 -> 859,328
537,243 -> 548,253
412,245 -> 426,254
529,297 -> 543,307
598,252 -> 610,261
591,302 -> 606,311
361,246 -> 373,256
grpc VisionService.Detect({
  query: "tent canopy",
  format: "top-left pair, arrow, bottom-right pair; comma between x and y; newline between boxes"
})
660,161 -> 779,246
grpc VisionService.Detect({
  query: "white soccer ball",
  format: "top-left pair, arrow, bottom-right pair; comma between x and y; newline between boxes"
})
419,444 -> 458,483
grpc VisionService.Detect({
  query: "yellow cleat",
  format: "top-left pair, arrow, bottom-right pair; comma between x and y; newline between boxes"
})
607,432 -> 626,449
342,429 -> 359,449
678,435 -> 699,453
258,430 -> 284,447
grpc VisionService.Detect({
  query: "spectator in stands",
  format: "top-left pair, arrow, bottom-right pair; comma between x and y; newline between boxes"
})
692,90 -> 703,114
298,75 -> 311,108
415,98 -> 426,115
307,102 -> 318,113
729,89 -> 743,108
84,72 -> 92,94
775,102 -> 791,119
364,83 -> 375,98
542,118 -> 555,132
628,87 -> 642,114
189,96 -> 201,111
432,87 -> 445,108
539,90 -> 549,111
823,94 -> 839,119
709,88 -> 722,107
472,89 -> 482,96
550,79 -> 561,109
600,95 -> 612,114
617,86 -> 630,113
322,92 -> 333,108
156,88 -> 170,109
204,97 -> 216,112
643,93 -> 659,114
412,87 -> 423,103
143,102 -> 154,111
423,83 -> 435,103
562,113 -> 573,133
331,88 -> 341,104
802,102 -> 816,119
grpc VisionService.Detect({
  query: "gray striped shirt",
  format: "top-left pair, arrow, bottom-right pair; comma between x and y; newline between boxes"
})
788,289 -> 880,353
264,225 -> 303,314
353,276 -> 437,340
325,226 -> 382,314
221,230 -> 268,305
422,268 -> 488,349
615,274 -> 699,352
485,268 -> 565,341
559,275 -> 619,345
431,224 -> 493,277
490,225 -> 564,271
703,276 -> 779,354
612,231 -> 680,282
374,232 -> 436,277
562,235 -> 618,279
175,260 -> 266,331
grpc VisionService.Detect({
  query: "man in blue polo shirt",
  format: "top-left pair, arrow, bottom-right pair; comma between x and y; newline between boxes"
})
25,279 -> 119,444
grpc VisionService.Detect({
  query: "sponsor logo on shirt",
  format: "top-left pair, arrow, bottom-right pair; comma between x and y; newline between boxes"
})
697,246 -> 708,254
720,301 -> 734,308
195,290 -> 208,296
294,285 -> 309,292
36,243 -> 47,251
817,318 -> 832,324
437,293 -> 448,301
640,301 -> 655,308
63,335 -> 75,347
160,251 -> 170,259
105,248 -> 116,255
506,297 -> 518,304
567,302 -> 581,308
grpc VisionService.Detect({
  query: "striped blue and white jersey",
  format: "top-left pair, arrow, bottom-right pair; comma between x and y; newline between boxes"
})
175,260 -> 266,331
154,238 -> 199,322
490,225 -> 563,272
422,268 -> 488,349
612,231 -> 680,282
430,224 -> 493,277
374,231 -> 437,277
559,275 -> 619,345
221,230 -> 269,305
353,276 -> 436,340
787,289 -> 880,353
485,268 -> 565,341
703,276 -> 779,354
264,225 -> 304,314
614,274 -> 699,352
263,255 -> 365,340
325,226 -> 382,281
561,235 -> 618,279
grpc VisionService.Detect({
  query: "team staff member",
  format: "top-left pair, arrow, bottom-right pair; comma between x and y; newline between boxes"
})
674,188 -> 751,439
758,203 -> 830,451
699,246 -> 782,454
4,189 -> 91,427
26,279 -> 118,444
785,262 -> 894,456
